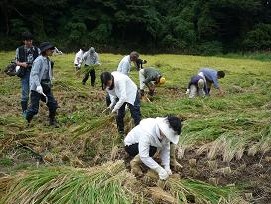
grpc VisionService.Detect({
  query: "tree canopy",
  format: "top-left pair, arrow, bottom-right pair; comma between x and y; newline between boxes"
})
0,0 -> 271,54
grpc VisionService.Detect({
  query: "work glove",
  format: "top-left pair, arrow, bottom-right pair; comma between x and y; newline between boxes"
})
164,166 -> 172,175
111,108 -> 118,114
185,89 -> 190,94
155,166 -> 169,180
36,85 -> 43,94
78,64 -> 81,68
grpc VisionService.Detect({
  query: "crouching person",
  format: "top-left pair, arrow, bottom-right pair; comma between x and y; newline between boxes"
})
25,42 -> 58,127
139,67 -> 165,97
186,72 -> 207,98
124,116 -> 182,180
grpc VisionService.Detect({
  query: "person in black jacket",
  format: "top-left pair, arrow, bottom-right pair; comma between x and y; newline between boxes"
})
15,31 -> 40,115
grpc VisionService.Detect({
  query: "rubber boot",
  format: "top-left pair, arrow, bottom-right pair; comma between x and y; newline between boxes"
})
130,154 -> 143,176
49,112 -> 59,128
21,101 -> 28,115
170,144 -> 183,171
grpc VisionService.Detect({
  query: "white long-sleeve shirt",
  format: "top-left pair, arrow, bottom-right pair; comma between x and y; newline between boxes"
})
106,71 -> 138,112
124,117 -> 171,170
74,49 -> 84,65
117,55 -> 131,75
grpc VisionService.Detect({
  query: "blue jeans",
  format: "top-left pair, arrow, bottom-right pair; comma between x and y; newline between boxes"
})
21,70 -> 30,111
116,91 -> 141,133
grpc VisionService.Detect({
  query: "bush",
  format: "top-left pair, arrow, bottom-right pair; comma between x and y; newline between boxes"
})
242,24 -> 271,51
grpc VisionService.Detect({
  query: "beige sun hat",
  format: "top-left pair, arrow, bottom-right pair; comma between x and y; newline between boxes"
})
157,118 -> 180,144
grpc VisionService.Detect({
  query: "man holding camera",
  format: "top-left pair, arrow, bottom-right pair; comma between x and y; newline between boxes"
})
15,31 -> 40,115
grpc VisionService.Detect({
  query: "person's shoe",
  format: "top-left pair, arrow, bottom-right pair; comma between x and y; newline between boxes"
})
22,110 -> 27,118
130,155 -> 143,176
49,118 -> 59,128
25,114 -> 32,126
82,81 -> 86,85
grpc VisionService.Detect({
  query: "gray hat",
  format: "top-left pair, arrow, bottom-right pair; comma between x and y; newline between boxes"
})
89,47 -> 95,53
40,42 -> 55,53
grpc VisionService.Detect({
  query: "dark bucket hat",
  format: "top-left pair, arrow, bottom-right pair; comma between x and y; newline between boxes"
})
40,42 -> 55,53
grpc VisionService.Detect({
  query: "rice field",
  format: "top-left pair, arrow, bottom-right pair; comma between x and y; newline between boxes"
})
0,51 -> 271,203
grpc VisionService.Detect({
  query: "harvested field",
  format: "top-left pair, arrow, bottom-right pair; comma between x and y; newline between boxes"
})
0,52 -> 271,203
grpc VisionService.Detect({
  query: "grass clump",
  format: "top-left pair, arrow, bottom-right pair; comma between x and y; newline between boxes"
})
0,160 -> 136,204
167,177 -> 245,204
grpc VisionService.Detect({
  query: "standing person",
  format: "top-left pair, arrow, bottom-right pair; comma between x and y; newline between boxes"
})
117,51 -> 139,75
82,47 -> 100,86
124,116 -> 182,179
74,48 -> 86,71
15,31 -> 40,115
25,42 -> 58,127
199,68 -> 225,96
100,71 -> 141,136
186,72 -> 207,98
139,67 -> 166,97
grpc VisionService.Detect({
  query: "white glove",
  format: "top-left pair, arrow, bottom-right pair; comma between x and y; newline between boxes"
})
111,108 -> 118,114
36,85 -> 43,94
78,64 -> 81,68
164,166 -> 172,175
185,89 -> 190,94
155,166 -> 169,180
108,103 -> 114,110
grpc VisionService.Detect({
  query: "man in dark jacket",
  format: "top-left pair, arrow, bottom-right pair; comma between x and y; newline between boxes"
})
15,31 -> 40,115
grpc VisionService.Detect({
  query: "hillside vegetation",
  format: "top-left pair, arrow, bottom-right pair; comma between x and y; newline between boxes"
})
0,52 -> 271,203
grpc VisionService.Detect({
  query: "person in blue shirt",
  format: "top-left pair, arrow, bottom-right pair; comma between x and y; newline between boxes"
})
199,68 -> 225,96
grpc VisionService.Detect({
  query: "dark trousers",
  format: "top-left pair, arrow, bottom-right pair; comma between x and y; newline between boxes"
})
82,65 -> 95,86
125,143 -> 157,157
26,89 -> 58,121
116,91 -> 141,133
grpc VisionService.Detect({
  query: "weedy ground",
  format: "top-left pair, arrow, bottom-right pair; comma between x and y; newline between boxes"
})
0,51 -> 270,203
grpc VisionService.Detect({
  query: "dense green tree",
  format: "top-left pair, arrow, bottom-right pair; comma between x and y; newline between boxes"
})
0,0 -> 270,53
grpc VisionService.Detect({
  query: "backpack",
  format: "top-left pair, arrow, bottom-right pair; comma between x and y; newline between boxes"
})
4,60 -> 18,76
3,60 -> 28,77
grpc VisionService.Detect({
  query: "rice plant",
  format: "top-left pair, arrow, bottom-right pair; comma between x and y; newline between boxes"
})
167,178 -> 246,204
196,132 -> 250,162
0,160 -> 137,204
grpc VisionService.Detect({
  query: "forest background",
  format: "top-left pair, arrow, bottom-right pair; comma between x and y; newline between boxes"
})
1,0 -> 271,54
